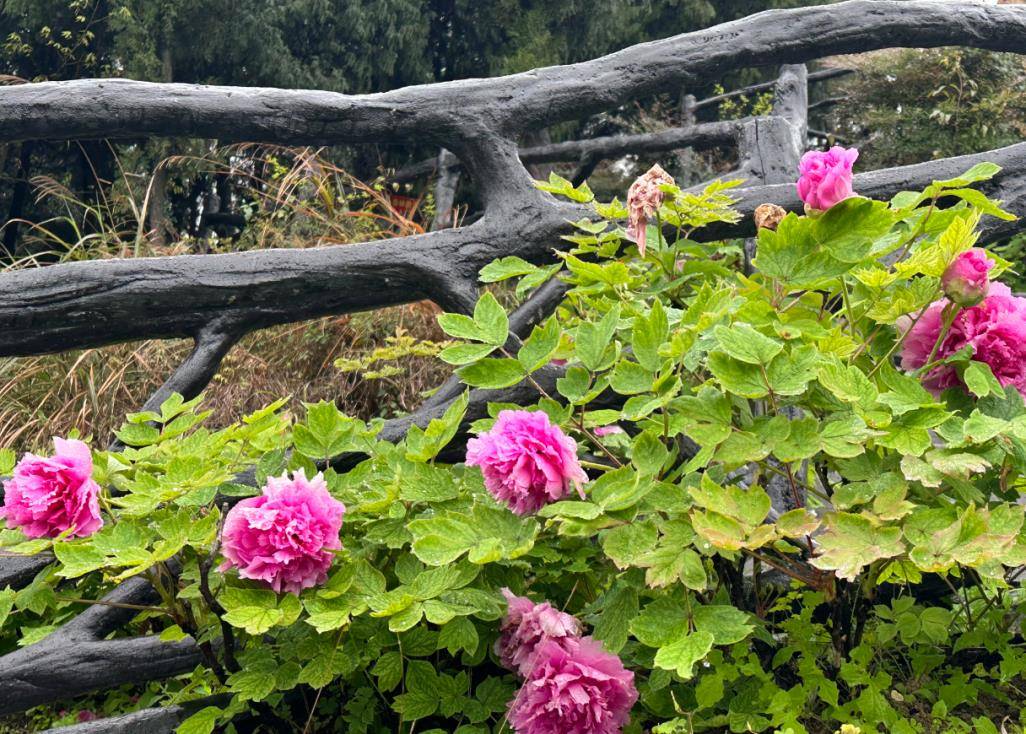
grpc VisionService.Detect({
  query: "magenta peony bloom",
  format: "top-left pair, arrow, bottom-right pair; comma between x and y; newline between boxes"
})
942,248 -> 993,307
1,438 -> 102,539
465,410 -> 587,515
796,146 -> 858,211
220,470 -> 345,594
626,164 -> 675,257
900,282 -> 1026,396
509,637 -> 638,734
496,589 -> 582,677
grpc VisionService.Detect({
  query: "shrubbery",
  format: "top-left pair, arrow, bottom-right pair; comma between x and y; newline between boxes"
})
3,149 -> 1026,733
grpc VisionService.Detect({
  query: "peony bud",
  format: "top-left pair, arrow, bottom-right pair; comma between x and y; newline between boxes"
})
796,146 -> 858,211
754,203 -> 786,231
942,248 -> 993,307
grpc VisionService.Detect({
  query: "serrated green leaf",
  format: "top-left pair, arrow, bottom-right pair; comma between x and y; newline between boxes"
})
478,256 -> 537,283
576,305 -> 621,371
457,358 -> 525,389
654,630 -> 715,679
715,324 -> 784,365
473,292 -> 509,346
517,316 -> 561,372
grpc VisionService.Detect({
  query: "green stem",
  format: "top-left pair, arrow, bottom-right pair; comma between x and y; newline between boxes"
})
914,303 -> 961,378
840,279 -> 858,335
866,298 -> 935,378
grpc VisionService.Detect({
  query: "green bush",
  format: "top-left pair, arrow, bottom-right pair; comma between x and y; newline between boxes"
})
3,163 -> 1026,734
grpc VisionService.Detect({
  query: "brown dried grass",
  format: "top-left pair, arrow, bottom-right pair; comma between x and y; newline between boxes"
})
0,146 -> 449,453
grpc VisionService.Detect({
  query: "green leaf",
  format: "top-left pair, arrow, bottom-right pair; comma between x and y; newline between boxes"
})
221,587 -> 289,635
53,542 -> 107,579
223,605 -> 284,636
114,422 -> 160,447
768,417 -> 815,463
602,521 -> 659,568
877,365 -> 937,415
591,585 -> 638,654
537,501 -> 603,520
457,358 -> 525,389
396,460 -> 461,502
0,588 -> 15,629
373,651 -> 404,692
437,312 -> 486,342
438,342 -> 497,366
0,449 -> 15,475
714,324 -> 783,365
394,661 -> 440,720
777,509 -> 820,538
176,706 -> 222,734
810,512 -> 905,581
963,361 -> 1004,398
754,213 -> 854,287
692,605 -> 753,645
633,300 -> 669,371
765,345 -> 818,396
576,305 -> 620,371
963,409 -> 1008,444
609,359 -> 654,395
690,474 -> 770,528
517,316 -> 561,372
631,432 -> 670,476
293,402 -> 370,460
405,392 -> 469,462
811,197 -> 895,263
228,652 -> 278,701
438,617 -> 479,656
478,256 -> 537,283
654,630 -> 715,680
817,356 -> 877,408
298,651 -> 338,689
590,467 -> 652,512
708,352 -> 768,399
409,507 -> 537,566
630,597 -> 688,648
934,161 -> 1001,187
473,292 -> 509,346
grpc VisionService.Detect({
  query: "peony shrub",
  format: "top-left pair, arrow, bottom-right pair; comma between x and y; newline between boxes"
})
3,156 -> 1026,733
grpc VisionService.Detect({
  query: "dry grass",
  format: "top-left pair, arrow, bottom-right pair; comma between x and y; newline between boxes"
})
0,145 -> 450,453
0,305 -> 451,454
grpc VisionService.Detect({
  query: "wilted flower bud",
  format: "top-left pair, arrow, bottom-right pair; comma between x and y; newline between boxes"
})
626,164 -> 675,257
942,248 -> 993,307
754,203 -> 786,231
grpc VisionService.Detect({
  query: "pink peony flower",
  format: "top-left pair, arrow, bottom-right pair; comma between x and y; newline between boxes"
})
220,470 -> 345,594
942,248 -> 993,307
626,164 -> 675,257
796,146 -> 858,211
509,637 -> 638,734
465,410 -> 587,515
592,425 -> 624,437
496,589 -> 582,677
900,282 -> 1026,396
1,438 -> 102,539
